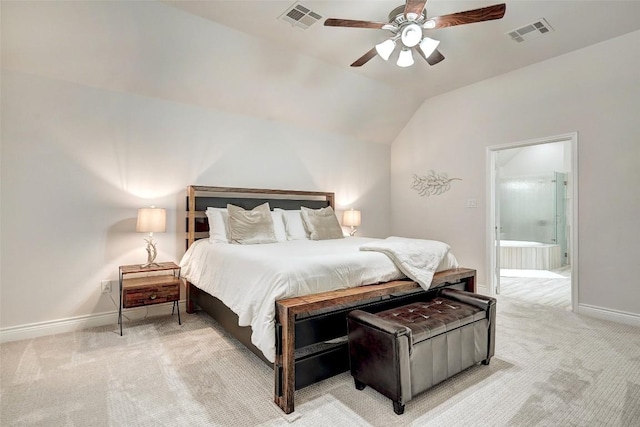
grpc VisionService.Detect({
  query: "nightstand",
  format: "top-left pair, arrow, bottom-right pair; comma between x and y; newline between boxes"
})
118,262 -> 181,336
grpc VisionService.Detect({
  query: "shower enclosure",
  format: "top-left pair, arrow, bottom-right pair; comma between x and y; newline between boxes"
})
499,172 -> 567,269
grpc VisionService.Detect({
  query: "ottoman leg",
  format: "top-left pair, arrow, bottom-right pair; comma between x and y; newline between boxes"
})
393,401 -> 405,415
354,378 -> 366,390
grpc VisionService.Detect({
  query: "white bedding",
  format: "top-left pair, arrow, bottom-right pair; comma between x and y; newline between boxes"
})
179,237 -> 458,363
360,237 -> 451,290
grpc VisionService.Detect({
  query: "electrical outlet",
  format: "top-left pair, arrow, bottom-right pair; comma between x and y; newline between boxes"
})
101,280 -> 111,293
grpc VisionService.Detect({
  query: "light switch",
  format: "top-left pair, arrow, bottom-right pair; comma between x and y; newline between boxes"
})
466,199 -> 477,208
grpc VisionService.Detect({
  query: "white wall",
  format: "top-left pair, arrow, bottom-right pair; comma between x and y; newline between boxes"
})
0,2 -> 393,331
1,1 -> 421,145
500,142 -> 567,177
391,30 -> 640,316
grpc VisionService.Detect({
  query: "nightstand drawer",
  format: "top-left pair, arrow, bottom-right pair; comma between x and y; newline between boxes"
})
122,276 -> 180,308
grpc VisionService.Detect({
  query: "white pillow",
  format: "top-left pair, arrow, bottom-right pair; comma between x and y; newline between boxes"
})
207,207 -> 286,243
274,209 -> 309,240
271,210 -> 287,242
205,207 -> 230,243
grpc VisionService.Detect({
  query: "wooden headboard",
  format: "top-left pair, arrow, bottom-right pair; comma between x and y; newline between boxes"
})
186,185 -> 335,248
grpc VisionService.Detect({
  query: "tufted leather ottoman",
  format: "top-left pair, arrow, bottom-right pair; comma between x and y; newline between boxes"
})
347,288 -> 496,415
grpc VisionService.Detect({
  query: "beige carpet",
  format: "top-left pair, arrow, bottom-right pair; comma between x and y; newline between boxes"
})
500,266 -> 572,310
2,295 -> 639,426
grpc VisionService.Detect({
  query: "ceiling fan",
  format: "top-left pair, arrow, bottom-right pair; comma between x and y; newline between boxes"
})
324,0 -> 506,67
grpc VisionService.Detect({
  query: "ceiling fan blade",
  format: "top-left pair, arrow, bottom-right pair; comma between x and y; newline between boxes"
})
350,47 -> 378,67
404,0 -> 428,18
425,3 -> 506,29
415,47 -> 445,66
324,18 -> 387,29
426,49 -> 445,65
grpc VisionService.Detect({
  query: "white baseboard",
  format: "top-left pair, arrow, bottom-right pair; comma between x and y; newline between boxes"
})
0,301 -> 187,344
577,303 -> 640,328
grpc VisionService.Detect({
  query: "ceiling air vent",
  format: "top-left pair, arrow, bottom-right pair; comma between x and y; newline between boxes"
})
279,2 -> 322,30
507,18 -> 554,43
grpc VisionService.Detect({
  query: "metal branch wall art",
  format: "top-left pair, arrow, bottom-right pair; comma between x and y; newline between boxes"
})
411,170 -> 462,197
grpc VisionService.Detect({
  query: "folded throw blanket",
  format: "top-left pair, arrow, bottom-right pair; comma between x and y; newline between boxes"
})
360,236 -> 450,290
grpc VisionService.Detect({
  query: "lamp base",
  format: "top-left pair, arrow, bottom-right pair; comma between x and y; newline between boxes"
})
142,236 -> 159,269
349,227 -> 358,236
140,262 -> 161,269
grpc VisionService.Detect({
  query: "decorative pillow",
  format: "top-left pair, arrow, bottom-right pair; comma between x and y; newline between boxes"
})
300,206 -> 344,240
271,210 -> 287,242
274,209 -> 309,240
227,203 -> 278,244
205,207 -> 230,243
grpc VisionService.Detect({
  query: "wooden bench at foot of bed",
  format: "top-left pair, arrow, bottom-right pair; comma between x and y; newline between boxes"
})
274,267 -> 476,414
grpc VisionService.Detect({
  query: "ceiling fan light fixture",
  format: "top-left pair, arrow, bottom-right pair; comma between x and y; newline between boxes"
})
419,36 -> 440,58
405,12 -> 419,22
397,48 -> 414,67
401,23 -> 422,47
375,39 -> 396,61
423,20 -> 436,29
325,2 -> 507,68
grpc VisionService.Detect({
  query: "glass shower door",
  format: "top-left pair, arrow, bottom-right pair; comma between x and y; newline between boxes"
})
499,173 -> 557,244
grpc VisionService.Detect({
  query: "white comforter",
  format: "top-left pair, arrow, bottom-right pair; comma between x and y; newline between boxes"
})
179,237 -> 457,363
360,237 -> 451,290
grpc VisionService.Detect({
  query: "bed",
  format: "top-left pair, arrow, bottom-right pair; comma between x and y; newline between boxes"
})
182,185 -> 476,413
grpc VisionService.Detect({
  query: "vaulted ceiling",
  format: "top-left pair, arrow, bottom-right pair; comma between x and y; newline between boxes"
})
4,1 -> 640,146
166,0 -> 640,101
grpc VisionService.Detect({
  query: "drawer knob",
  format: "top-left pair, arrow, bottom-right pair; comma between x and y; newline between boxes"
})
150,294 -> 157,300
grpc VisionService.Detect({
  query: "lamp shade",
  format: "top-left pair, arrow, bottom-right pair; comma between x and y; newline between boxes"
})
342,209 -> 361,227
397,48 -> 414,67
419,36 -> 440,58
375,39 -> 396,61
136,207 -> 166,233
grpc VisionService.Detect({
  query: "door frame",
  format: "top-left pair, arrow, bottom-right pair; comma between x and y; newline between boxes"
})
486,132 -> 579,312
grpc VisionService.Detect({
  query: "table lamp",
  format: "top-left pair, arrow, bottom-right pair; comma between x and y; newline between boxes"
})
136,206 -> 166,268
342,208 -> 361,236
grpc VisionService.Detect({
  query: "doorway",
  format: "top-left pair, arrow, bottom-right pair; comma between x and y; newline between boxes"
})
486,133 -> 578,312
